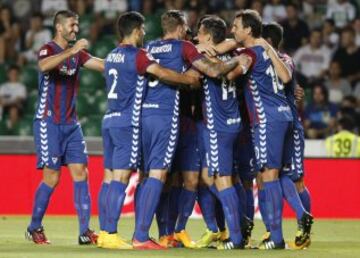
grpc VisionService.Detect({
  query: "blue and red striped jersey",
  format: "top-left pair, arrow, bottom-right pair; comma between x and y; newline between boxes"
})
35,41 -> 91,124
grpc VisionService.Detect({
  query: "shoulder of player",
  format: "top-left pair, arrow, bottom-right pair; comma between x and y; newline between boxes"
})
38,42 -> 55,57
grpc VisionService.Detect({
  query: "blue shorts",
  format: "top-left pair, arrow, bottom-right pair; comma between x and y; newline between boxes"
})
142,115 -> 179,173
102,126 -> 141,170
173,131 -> 200,172
235,126 -> 256,181
282,127 -> 305,181
196,122 -> 207,170
252,121 -> 292,172
34,119 -> 88,170
203,128 -> 238,176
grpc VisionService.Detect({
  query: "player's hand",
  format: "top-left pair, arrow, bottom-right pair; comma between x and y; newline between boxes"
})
295,84 -> 305,102
196,43 -> 217,57
71,39 -> 89,55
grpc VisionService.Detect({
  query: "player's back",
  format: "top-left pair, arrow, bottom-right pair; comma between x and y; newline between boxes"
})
326,130 -> 360,157
36,41 -> 90,124
143,39 -> 188,116
104,45 -> 147,127
244,46 -> 293,125
202,53 -> 241,133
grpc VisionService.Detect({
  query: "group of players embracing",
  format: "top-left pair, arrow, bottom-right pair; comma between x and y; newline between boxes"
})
26,7 -> 313,251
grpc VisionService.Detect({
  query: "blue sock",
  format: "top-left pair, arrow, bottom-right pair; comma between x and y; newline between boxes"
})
167,186 -> 181,235
156,191 -> 169,237
210,185 -> 226,231
175,188 -> 197,232
263,180 -> 284,244
280,176 -> 305,220
98,182 -> 109,231
29,183 -> 54,231
215,198 -> 226,232
134,179 -> 146,226
234,182 -> 246,218
74,180 -> 91,235
299,187 -> 311,213
104,181 -> 127,233
218,187 -> 242,245
258,189 -> 270,231
198,186 -> 218,232
245,189 -> 254,221
134,177 -> 164,242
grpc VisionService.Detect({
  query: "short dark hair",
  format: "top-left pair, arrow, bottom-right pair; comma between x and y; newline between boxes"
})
161,10 -> 185,34
117,11 -> 144,40
200,16 -> 227,44
7,64 -> 20,73
32,11 -> 44,20
341,25 -> 355,36
262,22 -> 283,49
235,9 -> 262,38
338,116 -> 355,131
53,10 -> 78,29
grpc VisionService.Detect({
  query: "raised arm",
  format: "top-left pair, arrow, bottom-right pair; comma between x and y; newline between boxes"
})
38,39 -> 89,73
146,63 -> 201,89
83,57 -> 105,72
192,56 -> 238,78
255,37 -> 292,83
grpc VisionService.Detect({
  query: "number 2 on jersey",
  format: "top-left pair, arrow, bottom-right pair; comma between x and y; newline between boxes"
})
108,68 -> 118,99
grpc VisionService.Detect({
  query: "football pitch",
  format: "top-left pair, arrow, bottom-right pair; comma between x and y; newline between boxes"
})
1,216 -> 360,258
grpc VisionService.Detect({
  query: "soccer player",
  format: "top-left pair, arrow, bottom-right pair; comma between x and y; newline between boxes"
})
26,10 -> 104,245
326,116 -> 360,157
261,22 -> 314,249
194,16 -> 246,250
133,10 -> 240,250
226,10 -> 294,249
98,11 -> 201,250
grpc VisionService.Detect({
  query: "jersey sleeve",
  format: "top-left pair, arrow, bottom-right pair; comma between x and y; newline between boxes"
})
38,44 -> 54,60
79,50 -> 92,66
234,48 -> 256,68
181,41 -> 203,64
136,49 -> 156,75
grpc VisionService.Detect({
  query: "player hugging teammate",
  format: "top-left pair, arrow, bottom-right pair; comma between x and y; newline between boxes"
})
27,8 -> 313,251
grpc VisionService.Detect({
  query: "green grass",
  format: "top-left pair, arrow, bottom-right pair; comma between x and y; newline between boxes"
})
0,216 -> 360,258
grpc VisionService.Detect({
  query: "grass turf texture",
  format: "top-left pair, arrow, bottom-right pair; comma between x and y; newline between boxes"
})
0,216 -> 360,258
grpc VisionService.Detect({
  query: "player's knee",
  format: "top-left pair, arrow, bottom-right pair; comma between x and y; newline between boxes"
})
103,169 -> 113,184
70,165 -> 88,181
149,169 -> 167,183
184,176 -> 199,191
295,177 -> 305,192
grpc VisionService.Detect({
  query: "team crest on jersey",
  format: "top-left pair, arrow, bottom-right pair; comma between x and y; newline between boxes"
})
52,157 -> 58,164
59,65 -> 76,76
39,49 -> 48,56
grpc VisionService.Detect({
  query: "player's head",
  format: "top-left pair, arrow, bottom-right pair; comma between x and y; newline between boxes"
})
161,10 -> 187,39
53,10 -> 79,42
117,11 -> 145,47
262,22 -> 283,49
232,9 -> 262,43
197,16 -> 227,45
338,116 -> 355,132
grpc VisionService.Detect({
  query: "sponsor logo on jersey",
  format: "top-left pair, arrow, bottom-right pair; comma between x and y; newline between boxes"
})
277,105 -> 291,112
142,103 -> 159,108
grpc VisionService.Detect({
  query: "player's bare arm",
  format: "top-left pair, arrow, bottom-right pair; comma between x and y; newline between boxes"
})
213,39 -> 238,55
192,56 -> 238,78
38,39 -> 89,72
226,53 -> 253,81
83,57 -> 105,72
146,63 -> 201,89
255,37 -> 292,83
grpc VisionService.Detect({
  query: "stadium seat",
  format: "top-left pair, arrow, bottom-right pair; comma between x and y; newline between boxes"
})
81,116 -> 101,136
25,91 -> 38,116
94,93 -> 107,114
144,14 -> 162,41
79,14 -> 94,38
0,64 -> 7,84
77,94 -> 90,117
14,117 -> 33,136
0,120 -> 9,135
20,65 -> 38,90
79,69 -> 104,94
90,39 -> 116,59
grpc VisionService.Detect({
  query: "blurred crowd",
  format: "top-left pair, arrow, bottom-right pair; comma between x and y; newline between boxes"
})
0,0 -> 359,139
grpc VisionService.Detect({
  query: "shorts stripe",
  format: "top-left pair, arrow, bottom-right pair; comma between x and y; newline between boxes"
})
163,90 -> 179,167
39,120 -> 49,167
293,129 -> 303,175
